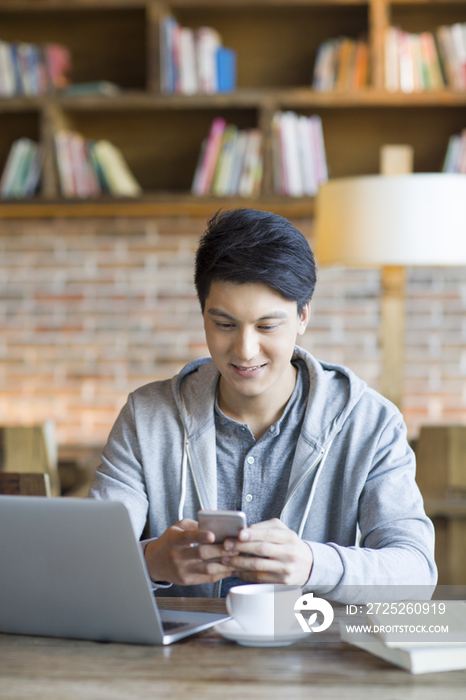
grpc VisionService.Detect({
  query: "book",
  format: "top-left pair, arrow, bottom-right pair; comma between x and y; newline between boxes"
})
55,131 -> 138,198
312,39 -> 338,91
91,140 -> 142,197
61,81 -> 120,97
310,114 -> 328,184
0,138 -> 42,199
271,113 -> 284,194
216,46 -> 236,93
441,129 -> 466,172
44,43 -> 71,90
271,111 -> 328,196
191,121 -> 262,197
0,39 -> 71,96
179,27 -> 198,95
55,131 -> 76,197
368,600 -> 466,648
0,41 -> 15,97
385,27 -> 447,92
436,25 -> 462,89
420,32 -> 444,89
160,17 -> 236,95
0,140 -> 25,197
23,144 -> 43,197
227,129 -> 248,196
410,33 -> 424,91
238,129 -> 262,198
399,30 -> 415,93
212,124 -> 238,196
352,39 -> 369,90
384,27 -> 399,92
313,36 -> 369,92
442,134 -> 462,172
69,132 -> 101,198
451,23 -> 466,90
160,15 -> 177,93
193,117 -> 226,195
196,26 -> 221,93
280,111 -> 303,197
10,139 -> 36,197
87,141 -> 110,192
335,38 -> 357,91
340,623 -> 466,674
298,115 -> 318,196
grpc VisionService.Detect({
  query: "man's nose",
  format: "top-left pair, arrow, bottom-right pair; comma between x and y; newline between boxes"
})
234,329 -> 259,361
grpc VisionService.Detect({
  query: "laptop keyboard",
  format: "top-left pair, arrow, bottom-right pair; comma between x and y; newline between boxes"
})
162,620 -> 189,632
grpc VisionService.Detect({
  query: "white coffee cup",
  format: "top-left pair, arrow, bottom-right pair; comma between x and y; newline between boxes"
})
226,583 -> 302,636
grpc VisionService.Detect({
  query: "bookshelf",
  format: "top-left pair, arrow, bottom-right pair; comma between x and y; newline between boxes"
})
0,0 -> 465,218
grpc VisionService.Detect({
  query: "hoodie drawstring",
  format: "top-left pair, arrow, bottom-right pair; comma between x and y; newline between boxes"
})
178,433 -> 206,520
179,434 -> 222,596
178,433 -> 189,521
297,438 -> 335,539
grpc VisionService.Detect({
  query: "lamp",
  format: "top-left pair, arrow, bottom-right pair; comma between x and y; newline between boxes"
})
314,173 -> 466,410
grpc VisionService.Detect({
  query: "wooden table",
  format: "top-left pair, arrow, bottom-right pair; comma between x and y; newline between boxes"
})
1,597 -> 465,700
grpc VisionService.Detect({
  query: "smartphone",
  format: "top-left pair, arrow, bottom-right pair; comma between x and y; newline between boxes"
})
197,509 -> 247,544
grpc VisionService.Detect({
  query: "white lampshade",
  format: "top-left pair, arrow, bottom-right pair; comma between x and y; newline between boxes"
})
314,173 -> 466,267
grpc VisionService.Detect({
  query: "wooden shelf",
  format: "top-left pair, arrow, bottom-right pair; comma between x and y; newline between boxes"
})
0,194 -> 315,219
0,0 -> 465,217
2,88 -> 466,112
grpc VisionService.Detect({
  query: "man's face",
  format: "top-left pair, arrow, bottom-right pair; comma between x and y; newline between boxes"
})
203,281 -> 310,405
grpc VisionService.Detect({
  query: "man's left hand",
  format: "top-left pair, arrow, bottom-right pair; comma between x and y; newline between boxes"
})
220,518 -> 313,586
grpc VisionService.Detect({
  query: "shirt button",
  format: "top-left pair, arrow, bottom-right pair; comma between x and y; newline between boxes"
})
247,456 -> 255,465
245,494 -> 253,502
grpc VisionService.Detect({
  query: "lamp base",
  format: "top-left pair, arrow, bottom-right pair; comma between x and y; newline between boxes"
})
381,265 -> 405,411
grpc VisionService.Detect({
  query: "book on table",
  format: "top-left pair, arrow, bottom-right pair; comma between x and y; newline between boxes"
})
340,624 -> 466,674
340,601 -> 466,674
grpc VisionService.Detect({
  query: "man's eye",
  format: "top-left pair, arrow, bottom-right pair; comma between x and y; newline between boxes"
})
216,322 -> 234,329
258,325 -> 278,331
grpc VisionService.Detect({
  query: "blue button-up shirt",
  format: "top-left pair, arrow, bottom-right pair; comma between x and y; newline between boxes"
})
214,359 -> 309,594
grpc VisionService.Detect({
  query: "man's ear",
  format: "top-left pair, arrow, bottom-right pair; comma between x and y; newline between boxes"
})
297,302 -> 311,336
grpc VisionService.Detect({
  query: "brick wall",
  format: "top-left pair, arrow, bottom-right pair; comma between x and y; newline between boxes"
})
1,215 -> 465,449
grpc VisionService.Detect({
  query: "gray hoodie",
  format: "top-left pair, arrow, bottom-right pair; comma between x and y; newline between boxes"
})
90,346 -> 437,600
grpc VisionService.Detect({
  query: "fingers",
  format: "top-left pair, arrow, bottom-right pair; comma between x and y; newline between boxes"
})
171,521 -> 215,547
162,538 -> 235,584
224,519 -> 292,551
176,518 -> 199,531
221,550 -> 285,574
220,521 -> 314,586
197,543 -> 227,561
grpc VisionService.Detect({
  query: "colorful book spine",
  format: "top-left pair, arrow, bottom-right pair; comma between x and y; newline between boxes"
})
313,36 -> 370,91
271,111 -> 328,197
0,39 -> 71,96
192,117 -> 227,195
191,120 -> 263,197
385,25 -> 450,92
442,129 -> 466,173
54,130 -> 140,199
0,138 -> 42,199
216,47 -> 236,93
161,16 -> 236,95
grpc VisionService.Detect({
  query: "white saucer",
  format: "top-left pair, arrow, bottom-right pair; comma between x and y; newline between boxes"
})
214,618 -> 312,647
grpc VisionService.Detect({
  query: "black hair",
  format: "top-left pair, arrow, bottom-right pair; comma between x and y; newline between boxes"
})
194,208 -> 317,314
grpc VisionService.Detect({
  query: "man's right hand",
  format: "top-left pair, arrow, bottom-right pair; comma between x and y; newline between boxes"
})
144,518 -> 235,586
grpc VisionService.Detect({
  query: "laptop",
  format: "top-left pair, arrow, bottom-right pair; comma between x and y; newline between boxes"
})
0,496 -> 230,645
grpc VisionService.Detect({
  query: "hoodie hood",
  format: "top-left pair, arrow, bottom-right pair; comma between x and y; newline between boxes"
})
169,346 -> 368,522
91,344 -> 436,599
172,346 -> 367,449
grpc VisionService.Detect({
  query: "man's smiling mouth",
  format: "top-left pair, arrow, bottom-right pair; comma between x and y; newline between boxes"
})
231,363 -> 266,372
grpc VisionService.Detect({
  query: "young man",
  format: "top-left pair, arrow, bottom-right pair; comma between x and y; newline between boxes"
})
90,208 -> 436,600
